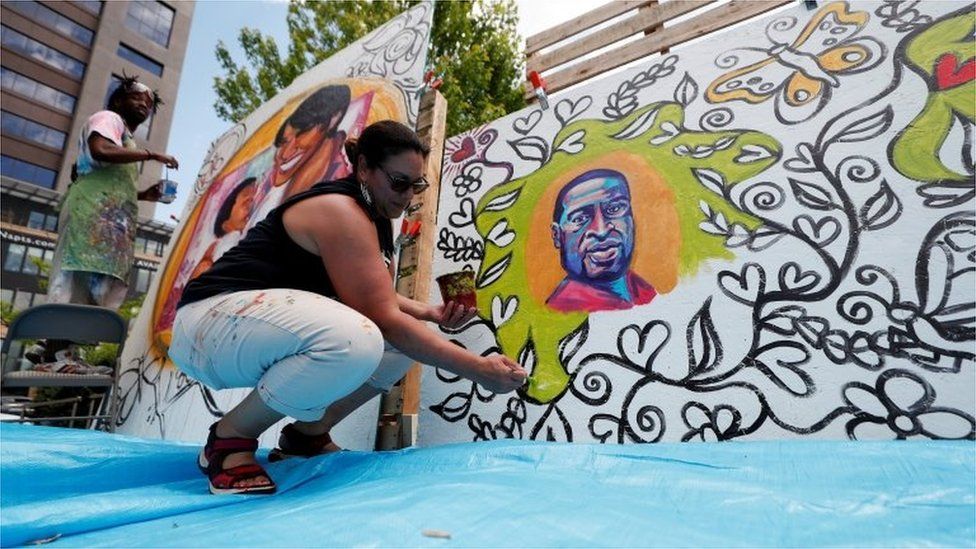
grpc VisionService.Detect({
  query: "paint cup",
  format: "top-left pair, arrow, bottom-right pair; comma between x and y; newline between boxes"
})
156,179 -> 178,204
436,270 -> 477,309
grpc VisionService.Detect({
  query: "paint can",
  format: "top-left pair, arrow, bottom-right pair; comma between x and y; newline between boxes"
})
436,270 -> 476,309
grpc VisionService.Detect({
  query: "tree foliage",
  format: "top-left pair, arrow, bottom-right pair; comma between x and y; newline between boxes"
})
213,0 -> 525,136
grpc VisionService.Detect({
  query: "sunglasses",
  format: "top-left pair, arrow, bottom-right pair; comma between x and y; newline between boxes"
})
378,165 -> 429,194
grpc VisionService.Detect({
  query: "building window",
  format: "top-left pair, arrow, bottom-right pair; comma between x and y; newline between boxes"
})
133,267 -> 153,293
72,1 -> 102,15
125,1 -> 174,48
105,75 -> 153,140
116,44 -> 163,77
0,68 -> 76,113
3,243 -> 51,275
1,110 -> 67,150
134,236 -> 164,257
1,25 -> 86,79
4,243 -> 27,272
0,288 -> 13,305
0,155 -> 57,189
27,210 -> 58,232
5,1 -> 95,47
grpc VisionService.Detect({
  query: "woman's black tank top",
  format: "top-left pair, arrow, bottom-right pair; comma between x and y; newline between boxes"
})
177,176 -> 393,309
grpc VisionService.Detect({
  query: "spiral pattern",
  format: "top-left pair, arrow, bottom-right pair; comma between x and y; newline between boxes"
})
736,181 -> 786,212
836,156 -> 881,184
700,107 -> 735,130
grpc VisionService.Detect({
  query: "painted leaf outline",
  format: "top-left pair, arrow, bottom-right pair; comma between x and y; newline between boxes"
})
610,108 -> 659,140
686,297 -> 722,378
789,177 -> 838,210
693,168 -> 726,196
508,136 -> 549,163
476,252 -> 512,288
824,105 -> 894,145
430,391 -> 473,423
558,321 -> 589,366
859,179 -> 903,230
483,187 -> 523,212
673,72 -> 699,107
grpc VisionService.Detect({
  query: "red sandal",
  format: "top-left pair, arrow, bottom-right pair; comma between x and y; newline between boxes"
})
198,422 -> 277,495
268,423 -> 339,462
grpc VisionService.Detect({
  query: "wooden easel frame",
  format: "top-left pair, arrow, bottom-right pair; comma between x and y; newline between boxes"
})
375,89 -> 447,450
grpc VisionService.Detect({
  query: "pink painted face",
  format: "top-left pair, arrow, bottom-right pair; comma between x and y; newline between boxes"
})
272,124 -> 328,187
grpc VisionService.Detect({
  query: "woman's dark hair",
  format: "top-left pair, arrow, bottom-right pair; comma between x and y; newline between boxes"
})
214,177 -> 256,237
107,74 -> 162,114
344,120 -> 429,169
274,85 -> 351,146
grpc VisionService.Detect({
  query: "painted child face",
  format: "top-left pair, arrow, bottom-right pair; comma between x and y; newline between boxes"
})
223,184 -> 256,233
552,174 -> 636,282
272,123 -> 327,187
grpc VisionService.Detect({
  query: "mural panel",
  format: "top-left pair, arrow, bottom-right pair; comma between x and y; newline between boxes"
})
115,3 -> 433,448
422,1 -> 975,445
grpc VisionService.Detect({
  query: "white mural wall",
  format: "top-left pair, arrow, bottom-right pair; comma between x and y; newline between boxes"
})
421,1 -> 975,445
116,3 -> 434,449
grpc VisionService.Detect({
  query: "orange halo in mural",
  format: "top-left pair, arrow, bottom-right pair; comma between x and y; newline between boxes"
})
525,151 -> 680,307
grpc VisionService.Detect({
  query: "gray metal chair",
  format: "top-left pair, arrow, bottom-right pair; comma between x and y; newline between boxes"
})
1,303 -> 127,432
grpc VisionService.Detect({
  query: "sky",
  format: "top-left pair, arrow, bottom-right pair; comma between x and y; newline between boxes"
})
154,0 -> 604,224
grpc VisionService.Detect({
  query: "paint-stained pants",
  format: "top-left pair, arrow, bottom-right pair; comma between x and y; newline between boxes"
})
169,289 -> 414,421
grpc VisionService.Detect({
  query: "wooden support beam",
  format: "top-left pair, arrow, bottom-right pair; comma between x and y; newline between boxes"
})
526,0 -> 713,76
541,0 -> 790,96
375,89 -> 447,451
525,0 -> 654,56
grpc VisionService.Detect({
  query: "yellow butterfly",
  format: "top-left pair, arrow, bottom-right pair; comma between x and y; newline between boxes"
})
706,2 -> 884,123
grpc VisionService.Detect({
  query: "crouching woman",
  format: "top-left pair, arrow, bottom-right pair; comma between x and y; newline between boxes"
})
169,121 -> 526,494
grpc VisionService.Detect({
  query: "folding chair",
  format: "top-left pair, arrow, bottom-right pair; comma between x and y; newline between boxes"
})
1,304 -> 127,432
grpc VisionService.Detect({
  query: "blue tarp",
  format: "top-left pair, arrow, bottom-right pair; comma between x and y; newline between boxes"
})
1,423 -> 974,547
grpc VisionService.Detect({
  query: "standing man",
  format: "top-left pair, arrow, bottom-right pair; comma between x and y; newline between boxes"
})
30,76 -> 179,368
547,169 -> 656,313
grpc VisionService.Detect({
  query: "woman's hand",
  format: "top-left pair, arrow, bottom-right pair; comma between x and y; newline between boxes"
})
428,301 -> 479,329
470,354 -> 527,394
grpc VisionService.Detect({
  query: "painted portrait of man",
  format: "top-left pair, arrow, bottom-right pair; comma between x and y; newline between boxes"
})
547,168 -> 656,312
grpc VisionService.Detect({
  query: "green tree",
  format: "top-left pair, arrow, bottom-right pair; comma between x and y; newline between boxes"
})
213,0 -> 525,136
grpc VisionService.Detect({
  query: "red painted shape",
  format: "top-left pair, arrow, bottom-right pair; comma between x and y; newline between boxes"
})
450,136 -> 476,163
934,53 -> 976,90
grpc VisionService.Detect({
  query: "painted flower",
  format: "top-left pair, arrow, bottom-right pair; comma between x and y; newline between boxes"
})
843,369 -> 975,440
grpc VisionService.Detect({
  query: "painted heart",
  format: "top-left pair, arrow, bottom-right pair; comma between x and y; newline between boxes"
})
617,321 -> 670,370
777,262 -> 821,293
448,198 -> 475,227
718,262 -> 765,305
513,109 -> 543,134
486,219 -> 515,247
450,136 -> 476,163
555,96 -> 592,126
793,215 -> 842,246
556,130 -> 586,154
491,295 -> 519,328
934,53 -> 976,91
